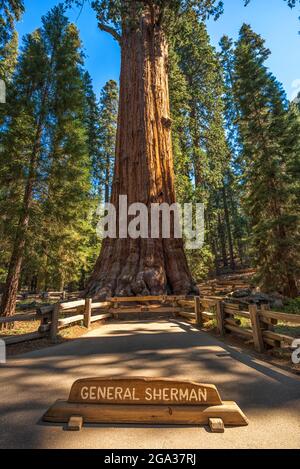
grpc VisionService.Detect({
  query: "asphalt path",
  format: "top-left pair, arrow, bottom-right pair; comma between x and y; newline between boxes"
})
0,318 -> 299,448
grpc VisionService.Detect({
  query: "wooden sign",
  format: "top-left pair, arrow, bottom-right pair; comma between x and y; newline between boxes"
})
43,377 -> 249,432
68,377 -> 222,406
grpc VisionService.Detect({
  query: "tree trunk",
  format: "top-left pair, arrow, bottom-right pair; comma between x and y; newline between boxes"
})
85,9 -> 196,298
222,184 -> 235,271
217,212 -> 228,269
228,186 -> 245,266
0,147 -> 38,318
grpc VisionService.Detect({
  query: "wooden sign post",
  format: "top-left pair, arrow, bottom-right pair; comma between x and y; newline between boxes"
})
43,377 -> 248,432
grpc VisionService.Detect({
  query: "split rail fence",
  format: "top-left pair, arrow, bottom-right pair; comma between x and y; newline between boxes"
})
0,295 -> 299,354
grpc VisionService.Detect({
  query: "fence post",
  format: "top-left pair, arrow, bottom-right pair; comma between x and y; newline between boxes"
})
249,304 -> 264,352
194,296 -> 203,327
261,303 -> 277,329
50,304 -> 60,343
84,298 -> 92,329
216,300 -> 225,336
113,301 -> 119,320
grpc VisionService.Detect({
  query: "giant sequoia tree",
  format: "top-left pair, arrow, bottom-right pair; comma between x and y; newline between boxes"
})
65,0 -> 298,298
66,1 -> 224,298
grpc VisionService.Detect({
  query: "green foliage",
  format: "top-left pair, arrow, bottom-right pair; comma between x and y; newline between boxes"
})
65,0 -> 300,42
0,0 -> 24,80
65,0 -> 223,40
281,297 -> 300,314
169,12 -> 231,276
83,75 -> 118,203
233,24 -> 300,296
97,80 -> 118,202
186,246 -> 215,280
0,5 -> 100,291
83,71 -> 102,192
219,35 -> 250,268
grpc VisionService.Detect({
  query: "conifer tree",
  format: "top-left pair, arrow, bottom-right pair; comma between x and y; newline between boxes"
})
0,5 -> 93,316
169,12 -> 230,277
174,12 -> 226,200
233,24 -> 300,297
83,71 -> 102,194
0,29 -> 49,319
219,35 -> 249,267
0,0 -> 24,81
38,9 -> 93,292
98,80 -> 118,203
168,43 -> 193,204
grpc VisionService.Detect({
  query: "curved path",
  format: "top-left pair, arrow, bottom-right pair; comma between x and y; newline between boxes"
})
0,318 -> 299,448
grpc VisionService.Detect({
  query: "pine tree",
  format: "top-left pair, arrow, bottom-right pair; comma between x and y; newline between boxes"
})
168,43 -> 193,204
233,24 -> 300,297
38,10 -> 93,292
219,35 -> 249,268
174,12 -> 226,201
0,28 -> 49,319
98,80 -> 118,203
169,12 -> 229,278
0,0 -> 24,81
83,71 -> 102,194
0,5 -> 94,316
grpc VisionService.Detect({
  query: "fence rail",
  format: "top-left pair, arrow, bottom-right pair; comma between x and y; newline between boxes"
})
0,295 -> 299,355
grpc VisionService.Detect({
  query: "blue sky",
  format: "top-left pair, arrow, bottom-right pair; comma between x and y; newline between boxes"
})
16,0 -> 300,99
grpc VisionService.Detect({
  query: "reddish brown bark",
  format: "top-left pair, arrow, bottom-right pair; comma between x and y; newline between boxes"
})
85,8 -> 196,298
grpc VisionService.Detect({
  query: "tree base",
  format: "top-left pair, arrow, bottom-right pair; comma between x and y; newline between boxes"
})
84,238 -> 198,299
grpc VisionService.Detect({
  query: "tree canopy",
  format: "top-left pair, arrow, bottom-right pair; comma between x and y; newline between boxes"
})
65,0 -> 299,42
0,0 -> 25,80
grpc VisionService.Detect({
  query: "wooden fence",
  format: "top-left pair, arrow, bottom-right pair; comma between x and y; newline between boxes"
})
0,298 -> 111,345
0,291 -> 82,304
17,290 -> 81,301
198,280 -> 251,297
178,297 -> 299,353
0,295 -> 299,355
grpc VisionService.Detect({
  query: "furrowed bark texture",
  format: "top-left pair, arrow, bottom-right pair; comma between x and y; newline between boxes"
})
85,9 -> 196,299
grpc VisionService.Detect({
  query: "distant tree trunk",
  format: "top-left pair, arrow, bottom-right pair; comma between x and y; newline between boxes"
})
59,274 -> 64,292
217,212 -> 228,269
228,188 -> 245,265
222,184 -> 235,270
85,8 -> 196,298
30,275 -> 38,293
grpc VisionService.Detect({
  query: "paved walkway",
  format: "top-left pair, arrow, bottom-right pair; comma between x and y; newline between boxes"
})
0,319 -> 299,448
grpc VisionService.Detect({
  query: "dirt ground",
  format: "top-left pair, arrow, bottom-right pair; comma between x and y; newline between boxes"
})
2,319 -> 107,356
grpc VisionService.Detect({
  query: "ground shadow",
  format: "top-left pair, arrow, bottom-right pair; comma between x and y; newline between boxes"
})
0,318 -> 300,448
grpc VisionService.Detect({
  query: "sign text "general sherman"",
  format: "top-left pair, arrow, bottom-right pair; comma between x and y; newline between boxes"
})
68,378 -> 223,406
80,385 -> 208,403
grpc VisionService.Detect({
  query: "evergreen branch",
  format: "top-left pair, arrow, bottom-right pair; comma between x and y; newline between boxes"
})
97,22 -> 121,43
